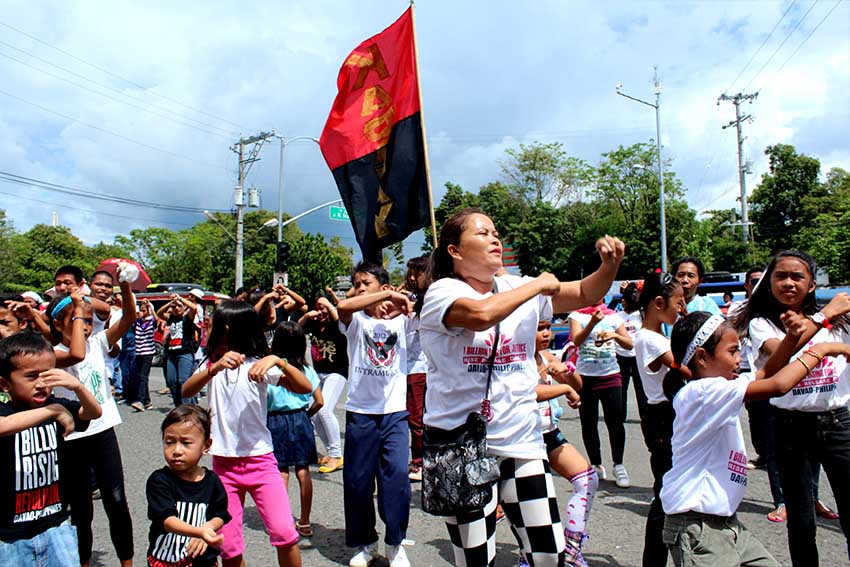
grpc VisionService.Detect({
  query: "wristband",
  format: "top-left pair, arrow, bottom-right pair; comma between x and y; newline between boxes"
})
71,316 -> 87,322
803,349 -> 824,363
796,357 -> 812,374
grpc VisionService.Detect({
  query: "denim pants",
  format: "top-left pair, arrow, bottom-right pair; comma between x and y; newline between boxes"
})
165,351 -> 197,407
775,406 -> 850,566
130,354 -> 154,405
343,410 -> 410,547
0,521 -> 79,567
662,512 -> 777,567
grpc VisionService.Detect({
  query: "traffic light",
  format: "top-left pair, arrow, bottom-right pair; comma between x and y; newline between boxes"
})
276,241 -> 291,272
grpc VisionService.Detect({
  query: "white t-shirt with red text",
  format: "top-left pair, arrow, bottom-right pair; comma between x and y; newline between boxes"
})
420,275 -> 550,459
749,317 -> 849,412
661,375 -> 752,517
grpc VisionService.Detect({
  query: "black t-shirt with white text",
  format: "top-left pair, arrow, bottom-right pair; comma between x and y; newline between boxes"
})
166,315 -> 197,354
146,466 -> 231,567
0,397 -> 87,542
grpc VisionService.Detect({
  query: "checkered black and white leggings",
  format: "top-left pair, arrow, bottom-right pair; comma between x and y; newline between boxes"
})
445,457 -> 566,567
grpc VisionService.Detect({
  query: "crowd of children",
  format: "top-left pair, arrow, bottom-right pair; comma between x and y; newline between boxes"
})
1,238 -> 849,567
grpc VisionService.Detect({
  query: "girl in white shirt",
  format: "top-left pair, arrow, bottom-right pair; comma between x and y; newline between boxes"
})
182,300 -> 312,567
420,208 -> 625,567
660,310 -> 850,567
734,250 -> 850,566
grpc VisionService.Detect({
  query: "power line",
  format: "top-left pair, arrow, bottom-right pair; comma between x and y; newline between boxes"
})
742,0 -> 820,92
723,0 -> 798,94
0,19 -> 250,132
0,170 -> 230,213
0,87 -> 231,172
0,46 -> 234,139
773,0 -> 844,75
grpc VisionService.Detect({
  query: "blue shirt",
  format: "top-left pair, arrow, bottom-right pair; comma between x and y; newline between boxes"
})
267,365 -> 319,412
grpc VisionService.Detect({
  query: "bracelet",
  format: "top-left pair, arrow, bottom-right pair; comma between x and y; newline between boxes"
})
71,316 -> 86,321
803,349 -> 824,363
796,357 -> 812,374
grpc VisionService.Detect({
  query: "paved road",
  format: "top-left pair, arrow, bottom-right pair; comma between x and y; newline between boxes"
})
88,368 -> 846,566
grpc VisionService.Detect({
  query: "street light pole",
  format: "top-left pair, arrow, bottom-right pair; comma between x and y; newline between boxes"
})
276,136 -> 320,243
617,67 -> 668,272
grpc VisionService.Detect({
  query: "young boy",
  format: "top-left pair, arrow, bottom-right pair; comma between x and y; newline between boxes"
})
0,332 -> 102,566
337,261 -> 413,567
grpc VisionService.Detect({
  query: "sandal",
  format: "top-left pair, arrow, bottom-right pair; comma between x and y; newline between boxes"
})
816,501 -> 839,520
295,521 -> 313,537
318,457 -> 344,473
767,505 -> 787,523
317,455 -> 330,466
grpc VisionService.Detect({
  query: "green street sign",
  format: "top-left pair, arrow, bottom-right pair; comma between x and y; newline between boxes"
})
329,205 -> 350,221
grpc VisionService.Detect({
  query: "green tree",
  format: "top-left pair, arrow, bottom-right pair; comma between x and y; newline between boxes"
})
796,167 -> 850,282
500,141 -> 595,204
10,225 -> 91,292
422,182 -> 480,252
0,210 -> 19,290
750,144 -> 826,253
288,233 -> 352,299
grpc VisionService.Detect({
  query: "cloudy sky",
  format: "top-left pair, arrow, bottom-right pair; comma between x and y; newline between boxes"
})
1,0 -> 847,260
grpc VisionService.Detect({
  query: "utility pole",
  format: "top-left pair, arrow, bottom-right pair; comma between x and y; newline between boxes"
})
718,92 -> 758,242
230,131 -> 274,291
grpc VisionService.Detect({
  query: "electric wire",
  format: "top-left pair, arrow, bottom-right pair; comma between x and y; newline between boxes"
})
0,170 -> 230,213
0,19 -> 250,132
772,0 -> 844,76
0,47 -> 233,139
0,87 -> 231,172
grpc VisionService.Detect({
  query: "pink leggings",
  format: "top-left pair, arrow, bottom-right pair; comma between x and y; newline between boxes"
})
212,453 -> 299,559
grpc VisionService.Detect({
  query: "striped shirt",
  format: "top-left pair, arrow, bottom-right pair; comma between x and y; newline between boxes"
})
135,316 -> 157,356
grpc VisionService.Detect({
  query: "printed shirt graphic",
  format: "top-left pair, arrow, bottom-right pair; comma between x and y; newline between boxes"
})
568,312 -> 621,376
0,397 -> 86,541
420,275 -> 550,459
749,318 -> 850,411
340,311 -> 408,414
306,321 -> 349,377
661,376 -> 751,517
146,467 -> 230,567
54,332 -> 122,439
614,311 -> 642,358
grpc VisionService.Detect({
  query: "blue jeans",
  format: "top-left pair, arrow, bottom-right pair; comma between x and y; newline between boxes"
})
119,349 -> 136,402
0,521 -> 80,567
343,411 -> 410,547
165,351 -> 197,407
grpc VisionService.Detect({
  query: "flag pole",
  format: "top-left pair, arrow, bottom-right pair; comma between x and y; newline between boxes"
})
409,0 -> 438,248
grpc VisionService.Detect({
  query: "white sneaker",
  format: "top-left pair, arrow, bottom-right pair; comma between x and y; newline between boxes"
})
349,543 -> 379,567
387,544 -> 411,567
614,464 -> 631,488
595,464 -> 607,480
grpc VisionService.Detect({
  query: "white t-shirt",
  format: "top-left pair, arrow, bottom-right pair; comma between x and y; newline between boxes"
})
634,328 -> 671,405
406,315 -> 428,375
568,312 -> 621,377
749,317 -> 850,411
340,311 -> 408,414
537,374 -> 559,434
661,375 -> 752,517
614,311 -> 641,358
420,275 -> 550,460
54,332 -> 122,439
208,358 -> 283,457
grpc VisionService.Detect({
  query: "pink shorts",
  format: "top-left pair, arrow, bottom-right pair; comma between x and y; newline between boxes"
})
212,452 -> 299,559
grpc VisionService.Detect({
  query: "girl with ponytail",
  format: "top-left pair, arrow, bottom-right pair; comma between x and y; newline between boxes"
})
659,311 -> 850,567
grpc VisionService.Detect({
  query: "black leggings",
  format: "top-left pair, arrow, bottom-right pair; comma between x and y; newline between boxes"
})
640,401 -> 674,567
578,380 -> 625,465
65,427 -> 134,562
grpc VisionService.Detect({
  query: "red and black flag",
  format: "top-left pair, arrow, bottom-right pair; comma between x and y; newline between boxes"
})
319,8 -> 431,262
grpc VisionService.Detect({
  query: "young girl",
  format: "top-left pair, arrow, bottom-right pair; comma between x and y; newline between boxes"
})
181,300 -> 312,567
534,319 -> 598,566
659,310 -> 850,567
633,271 -> 685,566
568,301 -> 633,487
616,281 -> 646,420
267,321 -> 324,538
734,251 -> 850,566
146,405 -> 231,567
49,273 -> 137,567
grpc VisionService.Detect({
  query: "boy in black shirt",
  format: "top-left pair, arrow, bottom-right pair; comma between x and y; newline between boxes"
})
0,332 -> 101,566
146,405 -> 230,567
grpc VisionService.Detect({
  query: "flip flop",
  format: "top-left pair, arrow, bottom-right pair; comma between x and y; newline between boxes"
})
767,505 -> 786,523
295,521 -> 313,537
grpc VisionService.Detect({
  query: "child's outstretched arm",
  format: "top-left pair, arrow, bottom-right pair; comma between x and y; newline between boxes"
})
40,368 -> 102,421
0,404 -> 75,437
336,290 -> 411,325
248,356 -> 312,394
182,352 -> 246,398
163,517 -> 224,559
53,291 -> 86,368
748,342 -> 850,401
105,278 -> 136,348
535,383 -> 581,408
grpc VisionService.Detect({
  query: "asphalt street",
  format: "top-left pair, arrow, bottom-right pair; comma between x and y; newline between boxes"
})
87,368 -> 846,566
